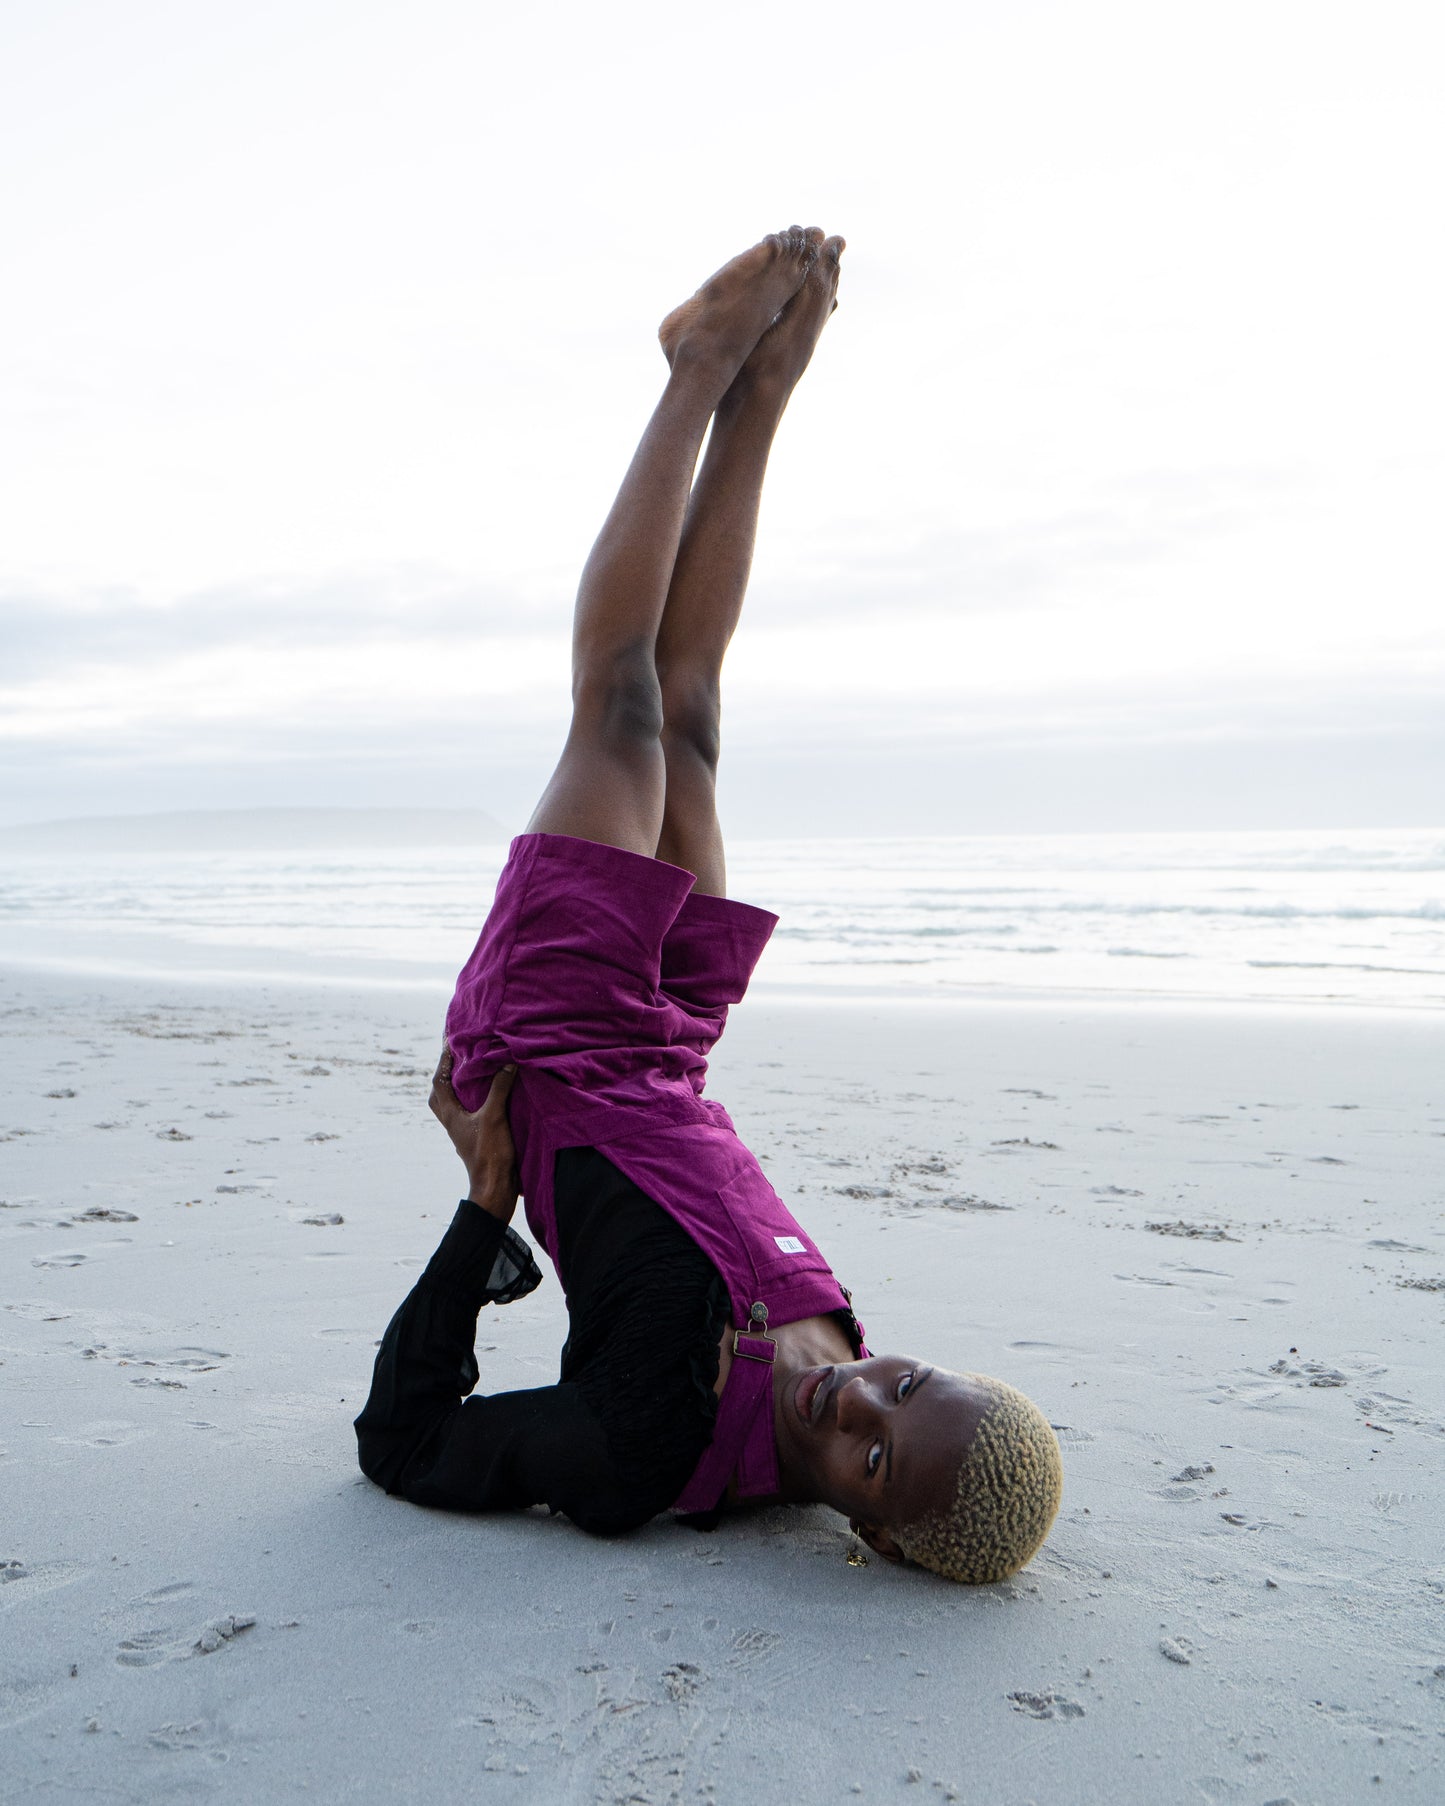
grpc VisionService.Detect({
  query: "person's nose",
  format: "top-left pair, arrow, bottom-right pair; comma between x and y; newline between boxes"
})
834,1374 -> 886,1432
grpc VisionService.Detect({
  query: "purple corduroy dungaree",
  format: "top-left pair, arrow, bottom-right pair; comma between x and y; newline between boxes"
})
444,833 -> 863,1513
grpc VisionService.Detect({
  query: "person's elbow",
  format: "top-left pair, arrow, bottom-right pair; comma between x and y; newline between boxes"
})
355,1416 -> 412,1495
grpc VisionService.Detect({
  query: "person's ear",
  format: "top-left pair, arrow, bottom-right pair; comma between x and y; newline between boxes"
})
850,1519 -> 905,1564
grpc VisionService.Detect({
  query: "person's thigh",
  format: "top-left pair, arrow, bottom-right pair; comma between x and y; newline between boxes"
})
525,741 -> 662,856
445,833 -> 697,1109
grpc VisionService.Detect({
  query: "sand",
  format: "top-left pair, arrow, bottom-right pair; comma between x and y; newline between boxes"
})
2,964 -> 1443,1803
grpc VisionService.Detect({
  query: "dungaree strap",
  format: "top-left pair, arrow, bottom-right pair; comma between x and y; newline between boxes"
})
672,1306 -> 781,1513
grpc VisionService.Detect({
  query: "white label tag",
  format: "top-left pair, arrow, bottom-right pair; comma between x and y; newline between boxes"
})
774,1235 -> 805,1254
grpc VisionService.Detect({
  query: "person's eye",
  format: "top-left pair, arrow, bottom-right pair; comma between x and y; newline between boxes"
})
866,1441 -> 883,1477
896,1370 -> 916,1401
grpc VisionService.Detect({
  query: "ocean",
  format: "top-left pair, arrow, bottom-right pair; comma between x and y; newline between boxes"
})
2,828 -> 1442,1010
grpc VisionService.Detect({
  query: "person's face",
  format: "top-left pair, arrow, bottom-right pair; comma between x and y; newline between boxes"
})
775,1356 -> 993,1558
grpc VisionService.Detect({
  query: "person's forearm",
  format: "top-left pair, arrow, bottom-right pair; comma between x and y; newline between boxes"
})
465,1172 -> 520,1223
354,1202 -> 510,1486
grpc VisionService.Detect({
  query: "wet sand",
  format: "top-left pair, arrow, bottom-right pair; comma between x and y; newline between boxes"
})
3,966 -> 1442,1803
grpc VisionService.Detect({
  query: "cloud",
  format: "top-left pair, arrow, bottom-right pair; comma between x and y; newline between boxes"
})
0,454 -> 1326,699
756,459 -> 1320,618
0,566 -> 550,684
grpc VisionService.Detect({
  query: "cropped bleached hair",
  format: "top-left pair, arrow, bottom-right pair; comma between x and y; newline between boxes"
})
893,1374 -> 1063,1585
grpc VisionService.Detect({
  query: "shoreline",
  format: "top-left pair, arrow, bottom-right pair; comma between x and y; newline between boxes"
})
4,950 -> 1444,1020
4,822 -> 1441,1018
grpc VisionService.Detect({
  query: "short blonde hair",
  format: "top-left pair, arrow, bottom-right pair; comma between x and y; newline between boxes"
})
893,1374 -> 1063,1584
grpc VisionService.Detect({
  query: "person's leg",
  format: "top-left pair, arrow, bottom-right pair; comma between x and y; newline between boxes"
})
653,237 -> 845,895
524,231 -> 818,856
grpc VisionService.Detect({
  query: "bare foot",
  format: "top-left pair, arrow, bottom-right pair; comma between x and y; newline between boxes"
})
658,227 -> 822,385
728,233 -> 845,402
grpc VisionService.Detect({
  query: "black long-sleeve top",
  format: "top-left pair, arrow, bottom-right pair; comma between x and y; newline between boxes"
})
354,1147 -> 731,1534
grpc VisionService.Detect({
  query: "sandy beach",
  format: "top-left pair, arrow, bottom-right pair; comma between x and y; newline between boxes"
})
3,964 -> 1443,1803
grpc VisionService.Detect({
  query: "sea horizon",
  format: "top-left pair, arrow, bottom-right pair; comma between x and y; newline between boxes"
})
2,818 -> 1441,1012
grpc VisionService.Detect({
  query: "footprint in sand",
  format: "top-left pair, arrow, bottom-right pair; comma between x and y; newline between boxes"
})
727,1628 -> 782,1669
889,1156 -> 952,1178
1144,1220 -> 1240,1243
1007,1689 -> 1085,1720
0,1558 -> 86,1610
1370,1490 -> 1421,1515
115,1346 -> 229,1373
1267,1357 -> 1348,1388
1356,1391 -> 1444,1436
138,1580 -> 196,1604
0,1672 -> 65,1730
53,1421 -> 149,1448
661,1662 -> 702,1701
146,1713 -> 235,1762
116,1611 -> 255,1666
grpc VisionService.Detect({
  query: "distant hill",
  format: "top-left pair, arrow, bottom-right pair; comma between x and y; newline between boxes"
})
0,808 -> 511,854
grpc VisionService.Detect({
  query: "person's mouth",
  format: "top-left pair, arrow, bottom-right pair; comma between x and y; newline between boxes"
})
796,1365 -> 834,1427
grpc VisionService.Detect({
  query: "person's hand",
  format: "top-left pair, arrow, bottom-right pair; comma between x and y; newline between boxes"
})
429,1045 -> 521,1223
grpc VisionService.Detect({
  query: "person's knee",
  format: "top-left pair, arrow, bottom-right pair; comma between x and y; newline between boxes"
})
573,642 -> 665,750
659,673 -> 722,771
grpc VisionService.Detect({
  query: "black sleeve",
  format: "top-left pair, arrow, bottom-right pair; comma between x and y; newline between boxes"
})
353,1203 -> 649,1535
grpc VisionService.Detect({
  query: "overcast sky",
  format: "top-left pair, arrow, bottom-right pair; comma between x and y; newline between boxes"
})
2,0 -> 1441,834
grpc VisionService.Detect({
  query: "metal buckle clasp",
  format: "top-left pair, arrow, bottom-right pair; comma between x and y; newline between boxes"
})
732,1300 -> 776,1363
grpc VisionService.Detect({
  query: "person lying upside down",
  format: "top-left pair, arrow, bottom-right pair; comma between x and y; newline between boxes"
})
355,228 -> 1063,1583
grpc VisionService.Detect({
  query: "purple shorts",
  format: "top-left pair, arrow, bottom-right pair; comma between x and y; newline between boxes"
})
445,834 -> 778,1117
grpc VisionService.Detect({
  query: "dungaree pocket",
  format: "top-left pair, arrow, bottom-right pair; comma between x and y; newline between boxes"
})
715,1167 -> 834,1294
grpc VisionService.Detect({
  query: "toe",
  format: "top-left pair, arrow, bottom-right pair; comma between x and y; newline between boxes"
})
824,234 -> 845,264
807,247 -> 836,294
